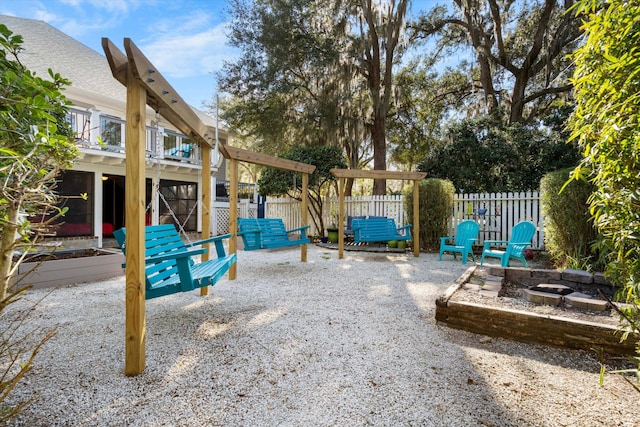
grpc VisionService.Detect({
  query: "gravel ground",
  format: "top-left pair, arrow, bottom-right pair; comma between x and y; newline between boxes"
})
3,245 -> 638,426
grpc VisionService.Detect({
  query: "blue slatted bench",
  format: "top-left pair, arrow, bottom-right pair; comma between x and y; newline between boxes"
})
238,218 -> 310,251
113,224 -> 236,300
352,217 -> 412,244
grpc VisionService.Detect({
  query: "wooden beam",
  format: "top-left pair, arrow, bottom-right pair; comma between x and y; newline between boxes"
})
338,177 -> 346,259
331,169 -> 426,181
122,39 -> 225,153
102,38 -> 128,85
413,179 -> 420,257
301,173 -> 308,262
124,68 -> 147,376
226,146 -> 316,174
200,144 -> 211,296
228,159 -> 239,280
103,38 -> 230,161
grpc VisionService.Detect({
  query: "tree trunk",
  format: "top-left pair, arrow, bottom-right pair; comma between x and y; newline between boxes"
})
0,206 -> 20,302
509,69 -> 529,124
345,178 -> 354,197
372,114 -> 387,195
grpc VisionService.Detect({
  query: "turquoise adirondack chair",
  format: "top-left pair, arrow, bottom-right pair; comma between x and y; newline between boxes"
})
480,221 -> 536,267
439,220 -> 480,264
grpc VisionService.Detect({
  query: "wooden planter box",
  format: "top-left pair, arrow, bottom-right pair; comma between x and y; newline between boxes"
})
436,269 -> 638,356
12,252 -> 124,290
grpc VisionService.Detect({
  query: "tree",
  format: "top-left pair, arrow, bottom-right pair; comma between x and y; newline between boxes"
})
220,0 -> 353,151
0,25 -> 78,301
568,0 -> 640,379
219,0 -> 409,196
353,0 -> 409,194
387,57 -> 468,172
0,24 -> 78,420
258,145 -> 347,235
418,113 -> 580,192
412,0 -> 582,124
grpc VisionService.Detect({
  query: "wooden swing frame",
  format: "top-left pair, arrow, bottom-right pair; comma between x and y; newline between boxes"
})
103,38 -> 314,376
330,169 -> 427,259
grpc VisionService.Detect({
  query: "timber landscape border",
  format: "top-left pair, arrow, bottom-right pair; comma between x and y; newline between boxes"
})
435,265 -> 639,356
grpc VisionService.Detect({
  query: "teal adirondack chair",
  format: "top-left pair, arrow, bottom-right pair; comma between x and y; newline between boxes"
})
439,220 -> 480,264
480,221 -> 536,267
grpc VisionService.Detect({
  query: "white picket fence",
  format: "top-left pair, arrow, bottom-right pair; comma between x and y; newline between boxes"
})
452,191 -> 544,250
265,195 -> 407,237
213,191 -> 545,250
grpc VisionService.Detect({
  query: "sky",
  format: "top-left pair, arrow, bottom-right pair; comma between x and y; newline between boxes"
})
1,0 -> 437,109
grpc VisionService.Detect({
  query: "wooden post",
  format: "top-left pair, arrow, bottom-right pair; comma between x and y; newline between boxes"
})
124,69 -> 146,376
228,159 -> 238,280
301,173 -> 308,262
338,177 -> 345,259
413,179 -> 420,257
200,144 -> 211,296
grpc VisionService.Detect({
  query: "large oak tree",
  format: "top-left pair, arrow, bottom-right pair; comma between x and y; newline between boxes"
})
412,0 -> 582,124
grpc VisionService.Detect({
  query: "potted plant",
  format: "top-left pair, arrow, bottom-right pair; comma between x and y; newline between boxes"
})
327,211 -> 339,243
388,240 -> 398,249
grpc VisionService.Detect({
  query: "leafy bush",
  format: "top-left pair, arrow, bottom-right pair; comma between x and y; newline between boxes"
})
418,115 -> 580,192
404,179 -> 455,250
0,24 -> 76,418
569,0 -> 640,388
258,145 -> 347,234
540,168 -> 602,270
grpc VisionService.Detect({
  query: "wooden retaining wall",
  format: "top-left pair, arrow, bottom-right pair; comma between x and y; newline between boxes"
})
436,267 -> 638,356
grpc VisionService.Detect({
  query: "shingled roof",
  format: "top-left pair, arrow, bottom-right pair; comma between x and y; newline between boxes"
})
0,14 -> 219,128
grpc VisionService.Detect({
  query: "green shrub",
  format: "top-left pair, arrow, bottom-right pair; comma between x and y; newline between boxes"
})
405,179 -> 455,250
540,168 -> 602,270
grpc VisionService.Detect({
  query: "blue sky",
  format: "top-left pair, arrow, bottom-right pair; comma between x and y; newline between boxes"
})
1,0 -> 438,109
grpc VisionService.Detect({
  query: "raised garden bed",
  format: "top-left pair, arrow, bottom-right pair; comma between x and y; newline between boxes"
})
436,265 -> 639,356
11,248 -> 124,290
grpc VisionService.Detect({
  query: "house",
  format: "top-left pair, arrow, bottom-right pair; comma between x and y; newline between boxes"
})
0,14 -> 232,248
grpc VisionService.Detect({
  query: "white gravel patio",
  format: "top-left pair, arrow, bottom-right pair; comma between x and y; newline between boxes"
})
3,244 -> 637,426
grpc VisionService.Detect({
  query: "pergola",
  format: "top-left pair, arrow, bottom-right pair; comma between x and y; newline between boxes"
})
330,169 -> 427,259
103,38 -> 315,376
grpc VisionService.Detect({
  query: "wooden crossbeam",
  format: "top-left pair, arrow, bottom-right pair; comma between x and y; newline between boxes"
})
331,168 -> 426,180
102,38 -> 229,157
226,146 -> 316,174
332,169 -> 425,259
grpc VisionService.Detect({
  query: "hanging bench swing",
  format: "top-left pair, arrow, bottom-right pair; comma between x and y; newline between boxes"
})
237,217 -> 310,250
113,224 -> 236,300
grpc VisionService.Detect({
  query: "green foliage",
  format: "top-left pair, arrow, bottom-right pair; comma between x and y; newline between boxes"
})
0,23 -> 77,229
220,0 -> 407,186
568,0 -> 640,386
418,115 -> 580,192
411,0 -> 581,124
220,0 -> 359,154
0,23 -> 77,420
387,59 -> 452,171
404,179 -> 455,250
540,168 -> 602,270
258,145 -> 347,234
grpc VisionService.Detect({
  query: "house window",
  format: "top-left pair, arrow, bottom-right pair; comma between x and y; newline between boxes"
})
99,115 -> 124,149
159,180 -> 197,232
66,109 -> 91,142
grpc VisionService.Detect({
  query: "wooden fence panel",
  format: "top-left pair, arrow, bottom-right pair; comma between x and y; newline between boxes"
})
451,191 -> 544,249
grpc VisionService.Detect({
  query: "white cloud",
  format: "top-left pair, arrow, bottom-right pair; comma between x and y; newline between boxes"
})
58,0 -> 139,14
140,16 -> 238,79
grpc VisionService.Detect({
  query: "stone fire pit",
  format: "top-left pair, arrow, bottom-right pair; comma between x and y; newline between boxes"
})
436,265 -> 638,355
